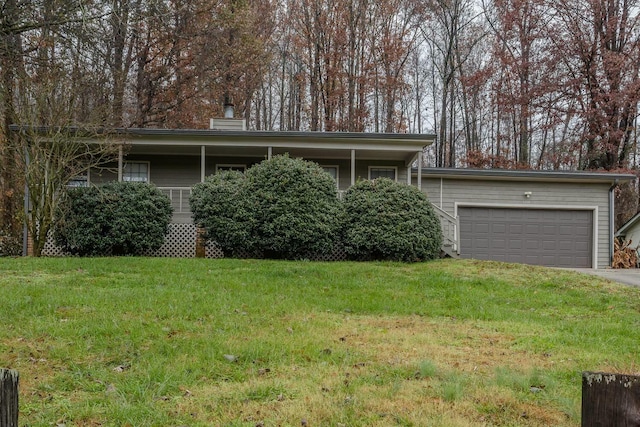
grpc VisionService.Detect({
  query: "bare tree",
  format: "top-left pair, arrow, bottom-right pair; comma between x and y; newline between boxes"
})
0,0 -> 109,253
422,0 -> 485,167
14,124 -> 120,256
551,0 -> 640,170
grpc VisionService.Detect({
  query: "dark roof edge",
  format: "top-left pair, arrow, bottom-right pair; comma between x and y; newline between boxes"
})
9,124 -> 436,141
122,128 -> 436,141
413,167 -> 637,183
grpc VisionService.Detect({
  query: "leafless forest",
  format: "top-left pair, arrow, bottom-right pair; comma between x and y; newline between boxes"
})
2,0 -> 640,242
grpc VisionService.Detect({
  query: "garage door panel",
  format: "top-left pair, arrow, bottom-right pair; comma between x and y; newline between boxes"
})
508,239 -> 522,250
574,226 -> 590,236
509,224 -> 523,233
459,207 -> 592,268
508,254 -> 524,263
492,239 -> 506,250
525,224 -> 539,234
559,227 -> 573,236
492,223 -> 506,233
526,255 -> 543,264
475,238 -> 489,249
475,223 -> 490,234
558,241 -> 574,251
508,210 -> 524,220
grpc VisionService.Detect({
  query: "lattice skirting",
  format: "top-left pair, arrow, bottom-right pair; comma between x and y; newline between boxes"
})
144,224 -> 227,258
42,224 -> 348,260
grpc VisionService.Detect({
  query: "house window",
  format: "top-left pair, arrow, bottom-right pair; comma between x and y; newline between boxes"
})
321,165 -> 339,182
123,162 -> 149,182
68,172 -> 89,187
216,164 -> 246,173
369,167 -> 397,181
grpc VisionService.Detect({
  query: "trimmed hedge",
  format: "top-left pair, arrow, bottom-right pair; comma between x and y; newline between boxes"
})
190,171 -> 250,257
191,158 -> 443,262
341,178 -> 442,262
243,155 -> 341,259
190,155 -> 341,259
54,182 -> 173,256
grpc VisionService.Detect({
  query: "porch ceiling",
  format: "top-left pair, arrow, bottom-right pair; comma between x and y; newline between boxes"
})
121,128 -> 433,164
128,143 -> 421,162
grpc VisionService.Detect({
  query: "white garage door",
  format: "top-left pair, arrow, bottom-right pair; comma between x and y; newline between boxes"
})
458,207 -> 593,268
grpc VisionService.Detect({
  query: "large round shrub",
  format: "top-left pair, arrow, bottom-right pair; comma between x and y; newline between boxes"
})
190,170 -> 251,257
341,178 -> 442,262
55,182 -> 173,256
193,155 -> 339,259
243,155 -> 341,259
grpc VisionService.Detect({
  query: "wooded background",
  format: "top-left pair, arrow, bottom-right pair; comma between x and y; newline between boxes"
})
2,0 -> 640,251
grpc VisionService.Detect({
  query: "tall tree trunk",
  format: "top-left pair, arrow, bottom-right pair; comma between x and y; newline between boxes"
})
0,0 -> 24,241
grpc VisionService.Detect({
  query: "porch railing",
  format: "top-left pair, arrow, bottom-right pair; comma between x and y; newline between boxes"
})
432,204 -> 459,255
158,187 -> 192,214
160,187 -> 343,212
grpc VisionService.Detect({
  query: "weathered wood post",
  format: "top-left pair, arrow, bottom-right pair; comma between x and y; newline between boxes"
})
582,371 -> 640,426
0,368 -> 19,427
195,227 -> 206,258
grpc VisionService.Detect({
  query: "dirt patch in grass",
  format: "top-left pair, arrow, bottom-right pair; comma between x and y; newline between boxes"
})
180,313 -> 576,426
334,315 -> 556,374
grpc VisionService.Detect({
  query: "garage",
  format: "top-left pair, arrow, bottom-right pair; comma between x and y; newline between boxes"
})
458,207 -> 593,268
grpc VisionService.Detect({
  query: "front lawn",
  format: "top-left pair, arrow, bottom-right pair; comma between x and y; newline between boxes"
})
1,258 -> 638,426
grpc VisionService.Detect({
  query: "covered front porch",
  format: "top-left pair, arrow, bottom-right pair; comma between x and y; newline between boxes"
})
106,129 -> 434,223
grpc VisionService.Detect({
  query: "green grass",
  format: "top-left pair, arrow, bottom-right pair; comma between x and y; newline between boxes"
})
1,257 -> 639,426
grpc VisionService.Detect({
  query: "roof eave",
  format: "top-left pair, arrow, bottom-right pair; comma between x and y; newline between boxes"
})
412,167 -> 637,184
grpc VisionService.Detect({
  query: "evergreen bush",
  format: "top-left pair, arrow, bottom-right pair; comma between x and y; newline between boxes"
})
190,155 -> 341,259
243,155 -> 341,259
341,178 -> 442,262
55,182 -> 172,256
190,171 -> 251,257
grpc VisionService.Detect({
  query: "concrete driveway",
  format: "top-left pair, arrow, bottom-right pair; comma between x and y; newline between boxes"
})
571,268 -> 640,288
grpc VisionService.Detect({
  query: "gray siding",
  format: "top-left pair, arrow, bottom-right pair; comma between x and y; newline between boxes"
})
422,177 -> 611,268
142,155 -> 200,187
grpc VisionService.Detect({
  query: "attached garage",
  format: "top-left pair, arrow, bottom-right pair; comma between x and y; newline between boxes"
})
458,206 -> 593,268
419,168 -> 637,269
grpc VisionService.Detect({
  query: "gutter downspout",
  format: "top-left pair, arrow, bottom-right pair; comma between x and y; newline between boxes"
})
609,180 -> 618,268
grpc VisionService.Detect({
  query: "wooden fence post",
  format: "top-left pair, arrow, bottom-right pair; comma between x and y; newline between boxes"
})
0,368 -> 19,427
195,227 -> 206,258
582,371 -> 640,426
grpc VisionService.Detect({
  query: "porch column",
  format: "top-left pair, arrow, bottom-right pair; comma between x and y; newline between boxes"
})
350,149 -> 356,186
417,151 -> 422,190
268,146 -> 272,160
407,166 -> 411,185
118,145 -> 123,182
200,145 -> 206,182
